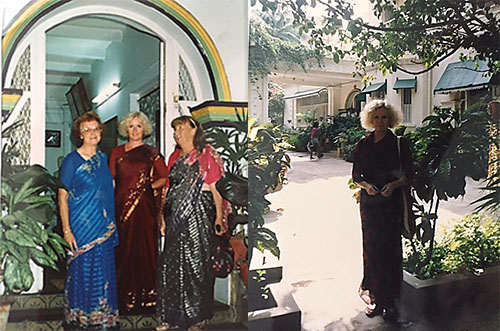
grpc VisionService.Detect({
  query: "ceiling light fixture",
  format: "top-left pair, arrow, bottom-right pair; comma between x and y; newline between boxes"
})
92,82 -> 120,105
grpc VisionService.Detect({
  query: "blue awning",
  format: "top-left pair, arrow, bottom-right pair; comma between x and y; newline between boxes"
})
361,81 -> 386,94
393,77 -> 417,91
434,60 -> 492,94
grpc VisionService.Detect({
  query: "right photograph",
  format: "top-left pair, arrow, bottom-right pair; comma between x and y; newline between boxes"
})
247,0 -> 500,330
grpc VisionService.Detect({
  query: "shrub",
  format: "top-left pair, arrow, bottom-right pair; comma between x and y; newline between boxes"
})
404,212 -> 500,279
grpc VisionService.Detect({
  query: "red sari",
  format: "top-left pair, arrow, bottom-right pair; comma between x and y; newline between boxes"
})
109,144 -> 168,312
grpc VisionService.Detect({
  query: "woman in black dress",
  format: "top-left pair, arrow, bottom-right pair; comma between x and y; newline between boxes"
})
352,99 -> 413,322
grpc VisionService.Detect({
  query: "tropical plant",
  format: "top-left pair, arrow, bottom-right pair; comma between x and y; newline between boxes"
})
204,110 -> 248,236
472,168 -> 500,214
402,102 -> 490,275
248,117 -> 291,261
403,212 -> 500,279
1,160 -> 68,294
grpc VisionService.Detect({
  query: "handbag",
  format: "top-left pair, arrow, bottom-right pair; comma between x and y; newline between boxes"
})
209,235 -> 234,278
397,137 -> 416,239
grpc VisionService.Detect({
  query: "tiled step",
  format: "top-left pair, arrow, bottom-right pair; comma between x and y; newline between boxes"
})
6,293 -> 245,330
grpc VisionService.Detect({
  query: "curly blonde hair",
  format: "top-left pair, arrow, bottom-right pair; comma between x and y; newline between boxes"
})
118,111 -> 153,138
360,99 -> 403,129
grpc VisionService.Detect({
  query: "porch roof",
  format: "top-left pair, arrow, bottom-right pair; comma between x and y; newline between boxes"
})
434,60 -> 492,94
283,87 -> 327,100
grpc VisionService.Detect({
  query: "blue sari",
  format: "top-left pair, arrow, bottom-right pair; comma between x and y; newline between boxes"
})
59,150 -> 119,329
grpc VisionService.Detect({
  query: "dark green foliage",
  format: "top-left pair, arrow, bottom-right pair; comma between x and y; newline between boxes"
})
205,110 -> 248,236
403,213 -> 500,279
402,102 -> 491,275
1,164 -> 68,294
253,0 -> 500,76
248,118 -> 291,260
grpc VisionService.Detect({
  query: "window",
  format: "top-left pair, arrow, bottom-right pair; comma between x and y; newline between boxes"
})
179,57 -> 197,101
402,88 -> 411,123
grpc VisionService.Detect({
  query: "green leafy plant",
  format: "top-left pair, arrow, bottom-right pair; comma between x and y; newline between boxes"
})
403,213 -> 500,279
1,164 -> 67,294
402,102 -> 490,275
248,117 -> 291,261
205,110 -> 248,236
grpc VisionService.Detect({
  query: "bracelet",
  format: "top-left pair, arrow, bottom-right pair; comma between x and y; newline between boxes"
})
63,229 -> 70,234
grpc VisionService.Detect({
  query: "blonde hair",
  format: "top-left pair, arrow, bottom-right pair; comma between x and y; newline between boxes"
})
118,111 -> 153,138
360,99 -> 403,129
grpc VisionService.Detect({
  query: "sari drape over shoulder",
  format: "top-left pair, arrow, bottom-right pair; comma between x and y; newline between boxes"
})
59,150 -> 119,329
157,144 -> 226,329
352,131 -> 413,308
109,144 -> 168,312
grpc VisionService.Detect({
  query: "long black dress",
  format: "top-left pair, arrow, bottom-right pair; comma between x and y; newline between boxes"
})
352,130 -> 413,308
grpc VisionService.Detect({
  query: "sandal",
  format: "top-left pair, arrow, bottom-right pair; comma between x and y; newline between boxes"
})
365,304 -> 383,318
187,320 -> 208,331
156,322 -> 173,331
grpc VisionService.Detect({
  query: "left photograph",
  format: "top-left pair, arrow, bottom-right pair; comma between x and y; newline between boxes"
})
0,1 -> 248,330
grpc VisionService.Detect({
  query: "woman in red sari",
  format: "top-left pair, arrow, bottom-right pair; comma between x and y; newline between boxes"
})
109,111 -> 168,313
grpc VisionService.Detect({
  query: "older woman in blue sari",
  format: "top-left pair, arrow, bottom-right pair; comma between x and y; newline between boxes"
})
58,111 -> 119,329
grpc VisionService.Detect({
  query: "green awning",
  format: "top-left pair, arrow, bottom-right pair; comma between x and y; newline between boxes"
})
393,78 -> 417,91
354,93 -> 366,102
361,81 -> 386,94
434,60 -> 492,94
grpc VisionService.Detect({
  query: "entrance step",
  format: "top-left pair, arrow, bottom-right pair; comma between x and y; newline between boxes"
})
6,293 -> 244,330
248,267 -> 301,331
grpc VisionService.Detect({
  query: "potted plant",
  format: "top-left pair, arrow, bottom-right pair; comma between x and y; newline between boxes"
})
1,125 -> 68,329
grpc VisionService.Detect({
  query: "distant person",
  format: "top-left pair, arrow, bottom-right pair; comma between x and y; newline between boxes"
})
352,99 -> 413,323
109,111 -> 168,313
58,111 -> 119,329
308,121 -> 323,159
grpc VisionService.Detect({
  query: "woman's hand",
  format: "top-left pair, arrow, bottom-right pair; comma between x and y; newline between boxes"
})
381,182 -> 396,197
64,231 -> 78,253
214,217 -> 224,236
159,217 -> 166,236
360,181 -> 379,195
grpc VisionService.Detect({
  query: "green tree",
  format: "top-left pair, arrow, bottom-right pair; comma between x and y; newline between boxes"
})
252,0 -> 500,76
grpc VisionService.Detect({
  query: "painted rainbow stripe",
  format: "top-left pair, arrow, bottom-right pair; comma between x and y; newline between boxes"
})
1,89 -> 23,112
2,0 -> 231,100
190,100 -> 247,127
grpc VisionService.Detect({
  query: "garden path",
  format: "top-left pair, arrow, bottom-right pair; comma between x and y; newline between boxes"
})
251,151 -> 498,331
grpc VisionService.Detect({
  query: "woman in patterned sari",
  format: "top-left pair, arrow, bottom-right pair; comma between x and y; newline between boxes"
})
156,116 -> 226,331
58,112 -> 119,329
109,111 -> 168,313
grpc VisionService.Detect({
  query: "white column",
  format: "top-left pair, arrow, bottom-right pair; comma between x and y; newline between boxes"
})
249,75 -> 268,123
163,41 -> 179,156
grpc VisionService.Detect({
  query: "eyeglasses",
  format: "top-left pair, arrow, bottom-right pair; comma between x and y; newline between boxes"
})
81,127 -> 102,134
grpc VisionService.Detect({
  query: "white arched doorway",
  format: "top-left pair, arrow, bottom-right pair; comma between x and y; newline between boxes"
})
1,0 -> 234,303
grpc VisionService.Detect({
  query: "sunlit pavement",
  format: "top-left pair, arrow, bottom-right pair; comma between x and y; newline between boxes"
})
251,151 -> 498,331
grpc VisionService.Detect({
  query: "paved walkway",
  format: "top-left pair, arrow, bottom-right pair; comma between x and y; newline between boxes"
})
251,151 -> 499,331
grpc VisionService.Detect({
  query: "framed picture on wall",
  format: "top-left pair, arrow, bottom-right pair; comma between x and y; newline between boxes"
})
45,130 -> 61,148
